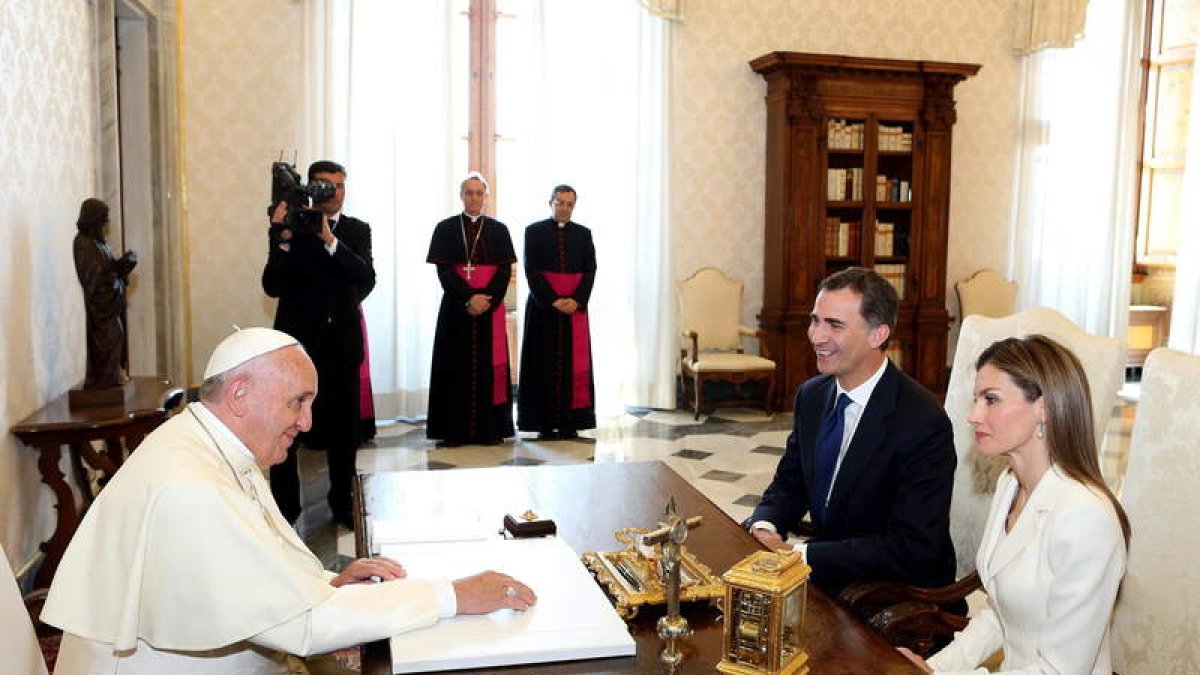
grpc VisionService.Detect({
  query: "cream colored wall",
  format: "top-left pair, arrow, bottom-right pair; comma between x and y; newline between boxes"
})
179,0 -> 305,382
0,1 -> 97,570
670,0 -> 1020,344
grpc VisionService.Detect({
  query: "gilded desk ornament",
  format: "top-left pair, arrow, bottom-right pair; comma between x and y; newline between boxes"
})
581,505 -> 723,620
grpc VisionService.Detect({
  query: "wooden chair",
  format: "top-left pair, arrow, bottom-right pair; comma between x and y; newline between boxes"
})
677,267 -> 775,419
955,269 -> 1017,319
1112,348 -> 1200,674
842,308 -> 1127,655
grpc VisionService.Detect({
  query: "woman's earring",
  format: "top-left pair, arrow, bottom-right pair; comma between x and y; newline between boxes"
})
1036,420 -> 1045,440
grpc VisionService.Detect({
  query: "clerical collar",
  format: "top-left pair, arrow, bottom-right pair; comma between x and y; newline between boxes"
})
556,220 -> 567,229
191,402 -> 257,465
463,212 -> 482,223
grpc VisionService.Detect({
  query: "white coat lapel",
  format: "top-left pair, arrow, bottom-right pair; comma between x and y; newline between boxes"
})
986,467 -> 1067,578
977,471 -> 1017,583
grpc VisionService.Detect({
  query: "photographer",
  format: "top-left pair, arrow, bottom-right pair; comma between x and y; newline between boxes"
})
262,160 -> 374,529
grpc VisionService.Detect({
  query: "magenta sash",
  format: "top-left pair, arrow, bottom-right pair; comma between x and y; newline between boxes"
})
541,271 -> 592,409
454,264 -> 509,404
358,306 -> 375,419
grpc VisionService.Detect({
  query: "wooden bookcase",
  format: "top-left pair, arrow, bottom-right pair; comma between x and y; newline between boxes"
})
749,52 -> 979,406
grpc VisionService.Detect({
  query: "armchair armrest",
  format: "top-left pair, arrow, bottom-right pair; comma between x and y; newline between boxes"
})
868,600 -> 966,658
839,572 -> 978,656
737,325 -> 772,359
841,571 -> 980,616
680,330 -> 699,364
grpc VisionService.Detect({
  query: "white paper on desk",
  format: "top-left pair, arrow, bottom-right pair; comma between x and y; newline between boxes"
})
371,510 -> 491,544
380,537 -> 636,673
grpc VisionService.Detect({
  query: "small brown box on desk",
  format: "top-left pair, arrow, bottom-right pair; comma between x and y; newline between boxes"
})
503,510 -> 557,538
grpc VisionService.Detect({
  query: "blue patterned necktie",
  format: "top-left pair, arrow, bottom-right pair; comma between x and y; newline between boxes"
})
812,393 -> 852,522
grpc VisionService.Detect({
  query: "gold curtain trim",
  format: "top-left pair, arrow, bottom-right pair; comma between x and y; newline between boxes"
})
636,0 -> 684,22
1012,0 -> 1090,54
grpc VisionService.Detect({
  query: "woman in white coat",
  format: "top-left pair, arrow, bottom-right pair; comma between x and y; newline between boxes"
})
900,334 -> 1130,674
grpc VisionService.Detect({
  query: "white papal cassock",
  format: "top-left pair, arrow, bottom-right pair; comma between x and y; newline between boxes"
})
42,402 -> 454,674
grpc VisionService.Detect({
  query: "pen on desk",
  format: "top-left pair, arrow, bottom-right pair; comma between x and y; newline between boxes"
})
614,559 -> 643,592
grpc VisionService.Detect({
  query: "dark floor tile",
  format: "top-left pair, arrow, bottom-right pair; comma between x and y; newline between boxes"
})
426,460 -> 457,470
733,494 -> 762,507
701,469 -> 745,483
673,448 -> 713,461
750,445 -> 786,456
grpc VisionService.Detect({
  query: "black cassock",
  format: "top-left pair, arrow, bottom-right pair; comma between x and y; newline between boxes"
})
426,214 -> 517,443
517,219 -> 597,434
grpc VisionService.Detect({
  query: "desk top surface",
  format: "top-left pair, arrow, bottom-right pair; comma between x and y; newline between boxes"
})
359,461 -> 918,674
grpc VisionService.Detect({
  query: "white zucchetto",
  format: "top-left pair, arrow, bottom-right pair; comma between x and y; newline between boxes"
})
203,327 -> 299,379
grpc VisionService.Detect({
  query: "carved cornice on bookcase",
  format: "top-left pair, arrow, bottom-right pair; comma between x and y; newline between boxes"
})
786,73 -> 824,124
922,79 -> 961,130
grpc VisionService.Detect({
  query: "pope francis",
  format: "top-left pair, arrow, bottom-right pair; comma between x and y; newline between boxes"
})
42,327 -> 535,674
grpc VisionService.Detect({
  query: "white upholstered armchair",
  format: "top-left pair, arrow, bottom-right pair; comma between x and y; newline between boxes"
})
1112,348 -> 1200,675
676,267 -> 775,419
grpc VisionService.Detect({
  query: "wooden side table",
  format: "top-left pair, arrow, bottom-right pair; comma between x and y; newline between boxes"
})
10,377 -> 184,588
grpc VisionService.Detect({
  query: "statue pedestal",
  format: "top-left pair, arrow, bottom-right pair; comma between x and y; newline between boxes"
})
68,382 -> 135,410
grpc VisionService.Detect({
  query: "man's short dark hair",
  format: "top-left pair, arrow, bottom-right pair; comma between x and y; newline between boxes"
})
308,160 -> 346,181
550,184 -> 576,200
819,267 -> 898,345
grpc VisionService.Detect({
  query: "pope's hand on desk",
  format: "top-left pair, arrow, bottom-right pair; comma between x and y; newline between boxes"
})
330,557 -> 407,587
750,527 -> 792,553
453,571 -> 536,614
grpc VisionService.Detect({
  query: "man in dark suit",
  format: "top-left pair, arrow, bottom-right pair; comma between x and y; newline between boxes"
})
747,267 -> 957,597
263,160 -> 375,529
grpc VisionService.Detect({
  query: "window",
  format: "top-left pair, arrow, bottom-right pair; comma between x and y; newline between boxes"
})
1134,0 -> 1198,266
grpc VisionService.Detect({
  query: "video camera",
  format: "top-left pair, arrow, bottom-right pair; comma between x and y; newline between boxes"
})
269,160 -> 336,235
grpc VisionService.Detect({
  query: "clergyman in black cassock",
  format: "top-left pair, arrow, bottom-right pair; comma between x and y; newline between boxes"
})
426,174 -> 517,446
263,161 -> 374,529
517,185 -> 597,439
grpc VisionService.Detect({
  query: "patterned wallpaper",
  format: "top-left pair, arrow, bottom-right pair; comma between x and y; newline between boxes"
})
669,0 -> 1022,356
0,0 -> 96,569
179,0 -> 305,381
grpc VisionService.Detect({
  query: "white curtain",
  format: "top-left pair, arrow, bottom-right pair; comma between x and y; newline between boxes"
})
491,1 -> 675,413
305,0 -> 673,419
1167,28 -> 1200,354
1008,0 -> 1143,339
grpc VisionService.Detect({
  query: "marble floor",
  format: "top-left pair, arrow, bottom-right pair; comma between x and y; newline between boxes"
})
297,389 -> 1137,569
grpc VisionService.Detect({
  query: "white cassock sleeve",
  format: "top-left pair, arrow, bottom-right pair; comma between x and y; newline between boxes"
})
251,577 -> 456,656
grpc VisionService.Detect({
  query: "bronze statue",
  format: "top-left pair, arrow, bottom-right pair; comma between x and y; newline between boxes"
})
73,198 -> 137,389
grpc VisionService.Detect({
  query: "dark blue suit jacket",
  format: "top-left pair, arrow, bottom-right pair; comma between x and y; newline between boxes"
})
750,361 -> 958,595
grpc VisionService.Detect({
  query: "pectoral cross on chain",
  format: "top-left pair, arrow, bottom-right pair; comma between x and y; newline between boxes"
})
464,262 -> 475,280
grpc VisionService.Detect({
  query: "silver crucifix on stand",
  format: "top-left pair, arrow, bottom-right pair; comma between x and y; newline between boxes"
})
647,497 -> 695,668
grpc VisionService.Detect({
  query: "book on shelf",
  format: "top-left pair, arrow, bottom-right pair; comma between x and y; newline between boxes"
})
874,175 -> 912,203
825,217 -> 861,257
827,118 -> 864,150
874,263 -> 906,299
874,221 -> 895,257
877,124 -> 913,152
827,167 -> 863,201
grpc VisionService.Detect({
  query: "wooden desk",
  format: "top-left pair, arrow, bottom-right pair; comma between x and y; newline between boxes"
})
10,377 -> 183,588
356,461 -> 918,674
